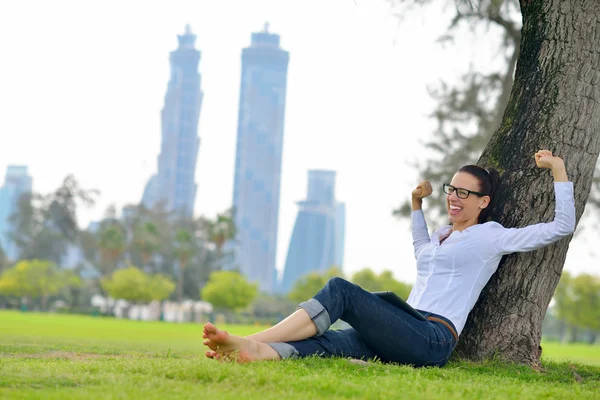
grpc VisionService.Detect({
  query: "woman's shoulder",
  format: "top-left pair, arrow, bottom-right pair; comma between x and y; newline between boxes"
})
479,220 -> 506,231
482,220 -> 503,227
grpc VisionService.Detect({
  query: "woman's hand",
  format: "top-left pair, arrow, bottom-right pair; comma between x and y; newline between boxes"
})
412,180 -> 432,210
535,150 -> 568,182
412,180 -> 433,200
535,150 -> 564,169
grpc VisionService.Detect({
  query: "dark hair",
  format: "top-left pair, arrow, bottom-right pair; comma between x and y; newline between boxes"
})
457,165 -> 501,224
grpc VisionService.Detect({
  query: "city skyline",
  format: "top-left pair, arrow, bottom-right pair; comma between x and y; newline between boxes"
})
1,0 -> 598,284
230,24 -> 290,293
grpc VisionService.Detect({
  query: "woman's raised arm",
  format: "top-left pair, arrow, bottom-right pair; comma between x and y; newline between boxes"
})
491,150 -> 575,255
411,180 -> 433,258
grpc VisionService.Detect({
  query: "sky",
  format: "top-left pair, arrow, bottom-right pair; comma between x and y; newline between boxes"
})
0,0 -> 598,284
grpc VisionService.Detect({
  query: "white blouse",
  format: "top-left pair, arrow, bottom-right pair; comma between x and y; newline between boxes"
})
407,182 -> 576,336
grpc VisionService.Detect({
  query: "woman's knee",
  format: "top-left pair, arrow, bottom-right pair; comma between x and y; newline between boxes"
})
325,277 -> 357,294
326,276 -> 350,289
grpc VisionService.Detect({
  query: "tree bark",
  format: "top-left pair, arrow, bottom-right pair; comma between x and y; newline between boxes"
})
454,0 -> 600,367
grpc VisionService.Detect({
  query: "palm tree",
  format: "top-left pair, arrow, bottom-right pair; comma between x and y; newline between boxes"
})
173,229 -> 195,302
0,245 -> 8,274
133,221 -> 161,272
203,208 -> 236,270
98,224 -> 126,276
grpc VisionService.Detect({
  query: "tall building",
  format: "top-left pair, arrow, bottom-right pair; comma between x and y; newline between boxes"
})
142,25 -> 203,217
334,202 -> 346,267
0,166 -> 33,261
280,170 -> 346,294
231,23 -> 290,293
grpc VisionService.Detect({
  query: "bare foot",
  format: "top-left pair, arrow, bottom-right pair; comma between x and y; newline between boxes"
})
202,322 -> 280,363
205,350 -> 218,359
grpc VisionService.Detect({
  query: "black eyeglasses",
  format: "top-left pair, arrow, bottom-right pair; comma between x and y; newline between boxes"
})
443,183 -> 487,199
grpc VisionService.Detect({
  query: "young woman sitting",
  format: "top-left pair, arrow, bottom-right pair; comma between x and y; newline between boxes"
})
202,150 -> 575,366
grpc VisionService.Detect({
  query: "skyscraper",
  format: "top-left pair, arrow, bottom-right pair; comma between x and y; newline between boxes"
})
334,202 -> 346,268
231,23 -> 290,293
0,166 -> 33,261
142,25 -> 203,217
280,170 -> 346,294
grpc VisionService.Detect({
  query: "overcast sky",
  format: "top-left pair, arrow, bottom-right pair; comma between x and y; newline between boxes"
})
1,0 -> 597,283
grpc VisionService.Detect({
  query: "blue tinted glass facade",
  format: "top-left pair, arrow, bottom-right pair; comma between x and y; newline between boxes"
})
0,166 -> 33,261
334,202 -> 346,267
280,170 -> 346,293
231,25 -> 289,293
142,25 -> 202,217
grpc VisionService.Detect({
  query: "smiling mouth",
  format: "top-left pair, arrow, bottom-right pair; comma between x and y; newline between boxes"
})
449,204 -> 463,214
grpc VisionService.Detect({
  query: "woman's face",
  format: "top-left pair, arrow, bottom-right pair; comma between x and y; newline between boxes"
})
446,172 -> 490,226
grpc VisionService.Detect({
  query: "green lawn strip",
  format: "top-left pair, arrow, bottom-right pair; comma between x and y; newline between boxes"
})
0,357 -> 598,399
1,311 -> 600,399
541,341 -> 600,366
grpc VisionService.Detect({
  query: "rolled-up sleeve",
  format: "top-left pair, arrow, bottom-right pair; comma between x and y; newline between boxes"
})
493,182 -> 576,255
412,210 -> 431,259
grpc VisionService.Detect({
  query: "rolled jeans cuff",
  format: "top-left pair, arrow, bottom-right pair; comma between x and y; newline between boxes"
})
268,342 -> 299,359
298,298 -> 331,336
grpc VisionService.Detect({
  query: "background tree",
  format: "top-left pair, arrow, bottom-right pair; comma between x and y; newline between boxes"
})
84,203 -> 226,304
249,293 -> 297,322
101,265 -> 174,305
79,230 -> 99,267
0,259 -> 81,310
569,274 -> 600,344
350,268 -> 412,300
201,271 -> 257,312
288,266 -> 344,304
349,268 -> 379,291
552,271 -> 576,342
101,266 -> 148,304
0,245 -> 8,274
173,228 -> 195,302
389,0 -> 522,224
146,273 -> 176,303
9,193 -> 66,264
58,273 -> 96,311
46,175 -> 98,241
132,221 -> 161,272
97,224 -> 126,276
9,176 -> 97,264
379,271 -> 412,300
203,208 -> 236,269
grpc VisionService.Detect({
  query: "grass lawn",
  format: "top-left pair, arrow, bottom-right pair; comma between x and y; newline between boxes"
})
1,311 -> 599,399
541,341 -> 600,366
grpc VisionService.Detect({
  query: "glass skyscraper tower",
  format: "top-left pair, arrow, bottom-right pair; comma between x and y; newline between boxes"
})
231,24 -> 290,293
280,170 -> 346,294
142,25 -> 203,217
0,166 -> 33,261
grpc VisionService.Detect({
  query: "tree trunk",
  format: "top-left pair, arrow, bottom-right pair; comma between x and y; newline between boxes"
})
587,330 -> 596,345
569,325 -> 580,343
455,0 -> 600,367
178,274 -> 183,304
177,259 -> 187,304
558,320 -> 567,343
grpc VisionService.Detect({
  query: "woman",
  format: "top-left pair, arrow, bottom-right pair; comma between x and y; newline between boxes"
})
203,150 -> 575,366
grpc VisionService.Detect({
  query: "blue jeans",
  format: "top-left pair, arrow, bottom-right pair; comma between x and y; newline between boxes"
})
268,277 -> 457,367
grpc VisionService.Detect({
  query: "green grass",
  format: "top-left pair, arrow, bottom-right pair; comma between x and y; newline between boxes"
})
1,311 -> 599,399
541,341 -> 600,366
